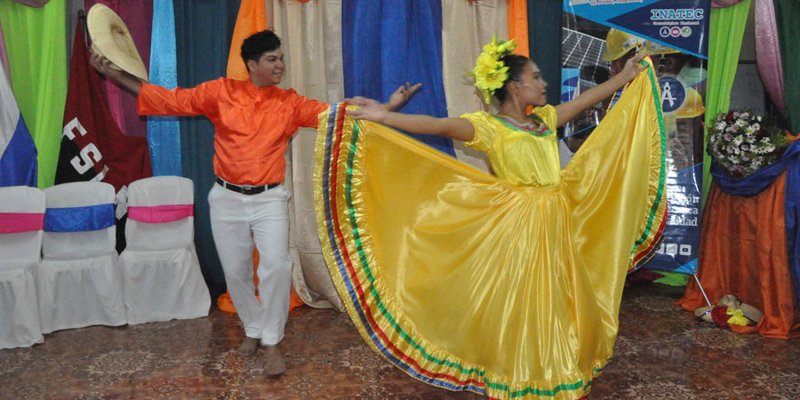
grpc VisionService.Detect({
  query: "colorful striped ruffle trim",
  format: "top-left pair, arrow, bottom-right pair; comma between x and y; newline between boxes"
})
629,60 -> 669,271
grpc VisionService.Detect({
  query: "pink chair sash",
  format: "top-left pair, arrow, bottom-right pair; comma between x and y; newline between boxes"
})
127,204 -> 193,223
0,212 -> 45,233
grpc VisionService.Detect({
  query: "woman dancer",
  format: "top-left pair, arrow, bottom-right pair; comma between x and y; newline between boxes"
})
315,38 -> 666,399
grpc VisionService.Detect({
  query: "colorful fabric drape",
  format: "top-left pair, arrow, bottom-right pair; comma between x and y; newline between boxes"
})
775,0 -> 800,133
84,0 -> 152,138
706,142 -> 800,304
701,0 -> 752,206
0,0 -> 66,187
0,20 -> 9,79
0,55 -> 36,187
173,0 -> 240,300
270,0 -> 345,311
754,0 -> 784,113
147,0 -> 181,176
678,173 -> 800,339
527,0 -> 561,105
226,0 -> 266,81
341,0 -> 454,156
315,61 -> 665,399
507,0 -> 529,57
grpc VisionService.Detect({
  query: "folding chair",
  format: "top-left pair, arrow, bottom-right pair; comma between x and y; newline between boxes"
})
38,181 -> 126,333
120,176 -> 210,324
0,186 -> 45,348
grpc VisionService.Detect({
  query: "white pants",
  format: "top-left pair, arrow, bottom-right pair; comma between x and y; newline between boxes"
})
208,183 -> 292,345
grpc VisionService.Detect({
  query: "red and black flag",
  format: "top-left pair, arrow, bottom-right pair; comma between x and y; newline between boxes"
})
55,18 -> 151,192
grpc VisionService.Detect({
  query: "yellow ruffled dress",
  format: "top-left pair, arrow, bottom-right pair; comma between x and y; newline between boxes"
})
314,61 -> 666,399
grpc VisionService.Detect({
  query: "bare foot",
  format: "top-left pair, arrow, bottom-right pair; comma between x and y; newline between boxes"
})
263,345 -> 286,378
237,337 -> 259,357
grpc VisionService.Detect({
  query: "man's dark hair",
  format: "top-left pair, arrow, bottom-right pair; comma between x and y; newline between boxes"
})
241,30 -> 282,66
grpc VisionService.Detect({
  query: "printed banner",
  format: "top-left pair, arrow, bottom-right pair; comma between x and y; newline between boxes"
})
562,0 -> 710,274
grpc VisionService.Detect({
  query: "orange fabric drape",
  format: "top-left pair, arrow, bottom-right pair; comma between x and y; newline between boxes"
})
678,175 -> 800,339
217,0 -> 304,313
507,0 -> 529,57
226,0 -> 267,80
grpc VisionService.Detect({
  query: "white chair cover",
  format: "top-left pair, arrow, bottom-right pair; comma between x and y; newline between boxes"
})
120,176 -> 210,324
38,181 -> 126,333
0,186 -> 45,349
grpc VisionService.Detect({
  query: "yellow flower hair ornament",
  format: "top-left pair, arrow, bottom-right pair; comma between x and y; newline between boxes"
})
471,36 -> 517,105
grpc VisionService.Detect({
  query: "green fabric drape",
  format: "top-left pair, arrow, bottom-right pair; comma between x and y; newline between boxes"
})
173,0 -> 240,300
0,0 -> 67,188
527,0 -> 561,106
702,0 -> 752,206
775,0 -> 800,133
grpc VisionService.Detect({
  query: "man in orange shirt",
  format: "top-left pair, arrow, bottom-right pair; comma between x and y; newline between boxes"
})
91,30 -> 418,377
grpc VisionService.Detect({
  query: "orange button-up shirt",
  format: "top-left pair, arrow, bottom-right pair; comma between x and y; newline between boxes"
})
138,78 -> 328,185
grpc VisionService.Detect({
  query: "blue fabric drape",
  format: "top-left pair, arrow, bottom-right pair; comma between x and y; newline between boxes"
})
529,0 -> 562,105
173,0 -> 240,300
712,141 -> 800,301
341,0 -> 454,156
44,203 -> 115,232
147,0 -> 181,176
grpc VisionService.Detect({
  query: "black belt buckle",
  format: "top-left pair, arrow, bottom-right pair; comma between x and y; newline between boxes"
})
239,183 -> 265,195
216,177 -> 278,195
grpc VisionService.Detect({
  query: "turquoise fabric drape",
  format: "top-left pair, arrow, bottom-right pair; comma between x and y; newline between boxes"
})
701,0 -> 752,206
148,0 -> 181,176
173,0 -> 240,300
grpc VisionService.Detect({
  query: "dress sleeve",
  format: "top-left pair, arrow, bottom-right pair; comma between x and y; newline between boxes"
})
531,104 -> 558,132
137,79 -> 222,117
460,111 -> 494,153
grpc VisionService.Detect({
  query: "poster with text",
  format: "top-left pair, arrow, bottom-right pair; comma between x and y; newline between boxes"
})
561,0 -> 710,274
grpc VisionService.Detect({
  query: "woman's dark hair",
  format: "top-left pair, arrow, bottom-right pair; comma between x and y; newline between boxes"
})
495,54 -> 531,102
241,30 -> 282,66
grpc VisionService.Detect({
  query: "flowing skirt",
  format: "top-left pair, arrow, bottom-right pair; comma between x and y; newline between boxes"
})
314,66 -> 666,399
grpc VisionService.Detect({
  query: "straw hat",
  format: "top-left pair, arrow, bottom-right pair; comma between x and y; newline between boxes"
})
693,294 -> 764,324
86,3 -> 148,81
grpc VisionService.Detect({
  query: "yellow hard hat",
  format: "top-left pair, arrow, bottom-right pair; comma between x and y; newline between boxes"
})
602,29 -> 645,61
644,40 -> 680,56
671,87 -> 705,118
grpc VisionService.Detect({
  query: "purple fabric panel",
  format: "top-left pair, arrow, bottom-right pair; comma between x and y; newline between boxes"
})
712,0 -> 745,7
84,0 -> 152,137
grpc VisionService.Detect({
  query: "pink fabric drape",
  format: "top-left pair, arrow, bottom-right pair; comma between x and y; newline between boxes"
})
712,0 -> 745,7
755,0 -> 785,112
0,21 -> 9,81
127,204 -> 193,223
85,0 -> 152,138
0,213 -> 44,233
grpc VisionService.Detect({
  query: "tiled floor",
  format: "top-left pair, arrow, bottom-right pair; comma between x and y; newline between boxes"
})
1,284 -> 799,399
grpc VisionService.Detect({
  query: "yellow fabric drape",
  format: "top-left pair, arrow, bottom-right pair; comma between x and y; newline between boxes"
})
315,60 -> 666,399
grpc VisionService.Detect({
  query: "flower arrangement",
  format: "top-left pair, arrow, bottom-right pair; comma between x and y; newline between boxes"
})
471,36 -> 516,105
707,109 -> 790,178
